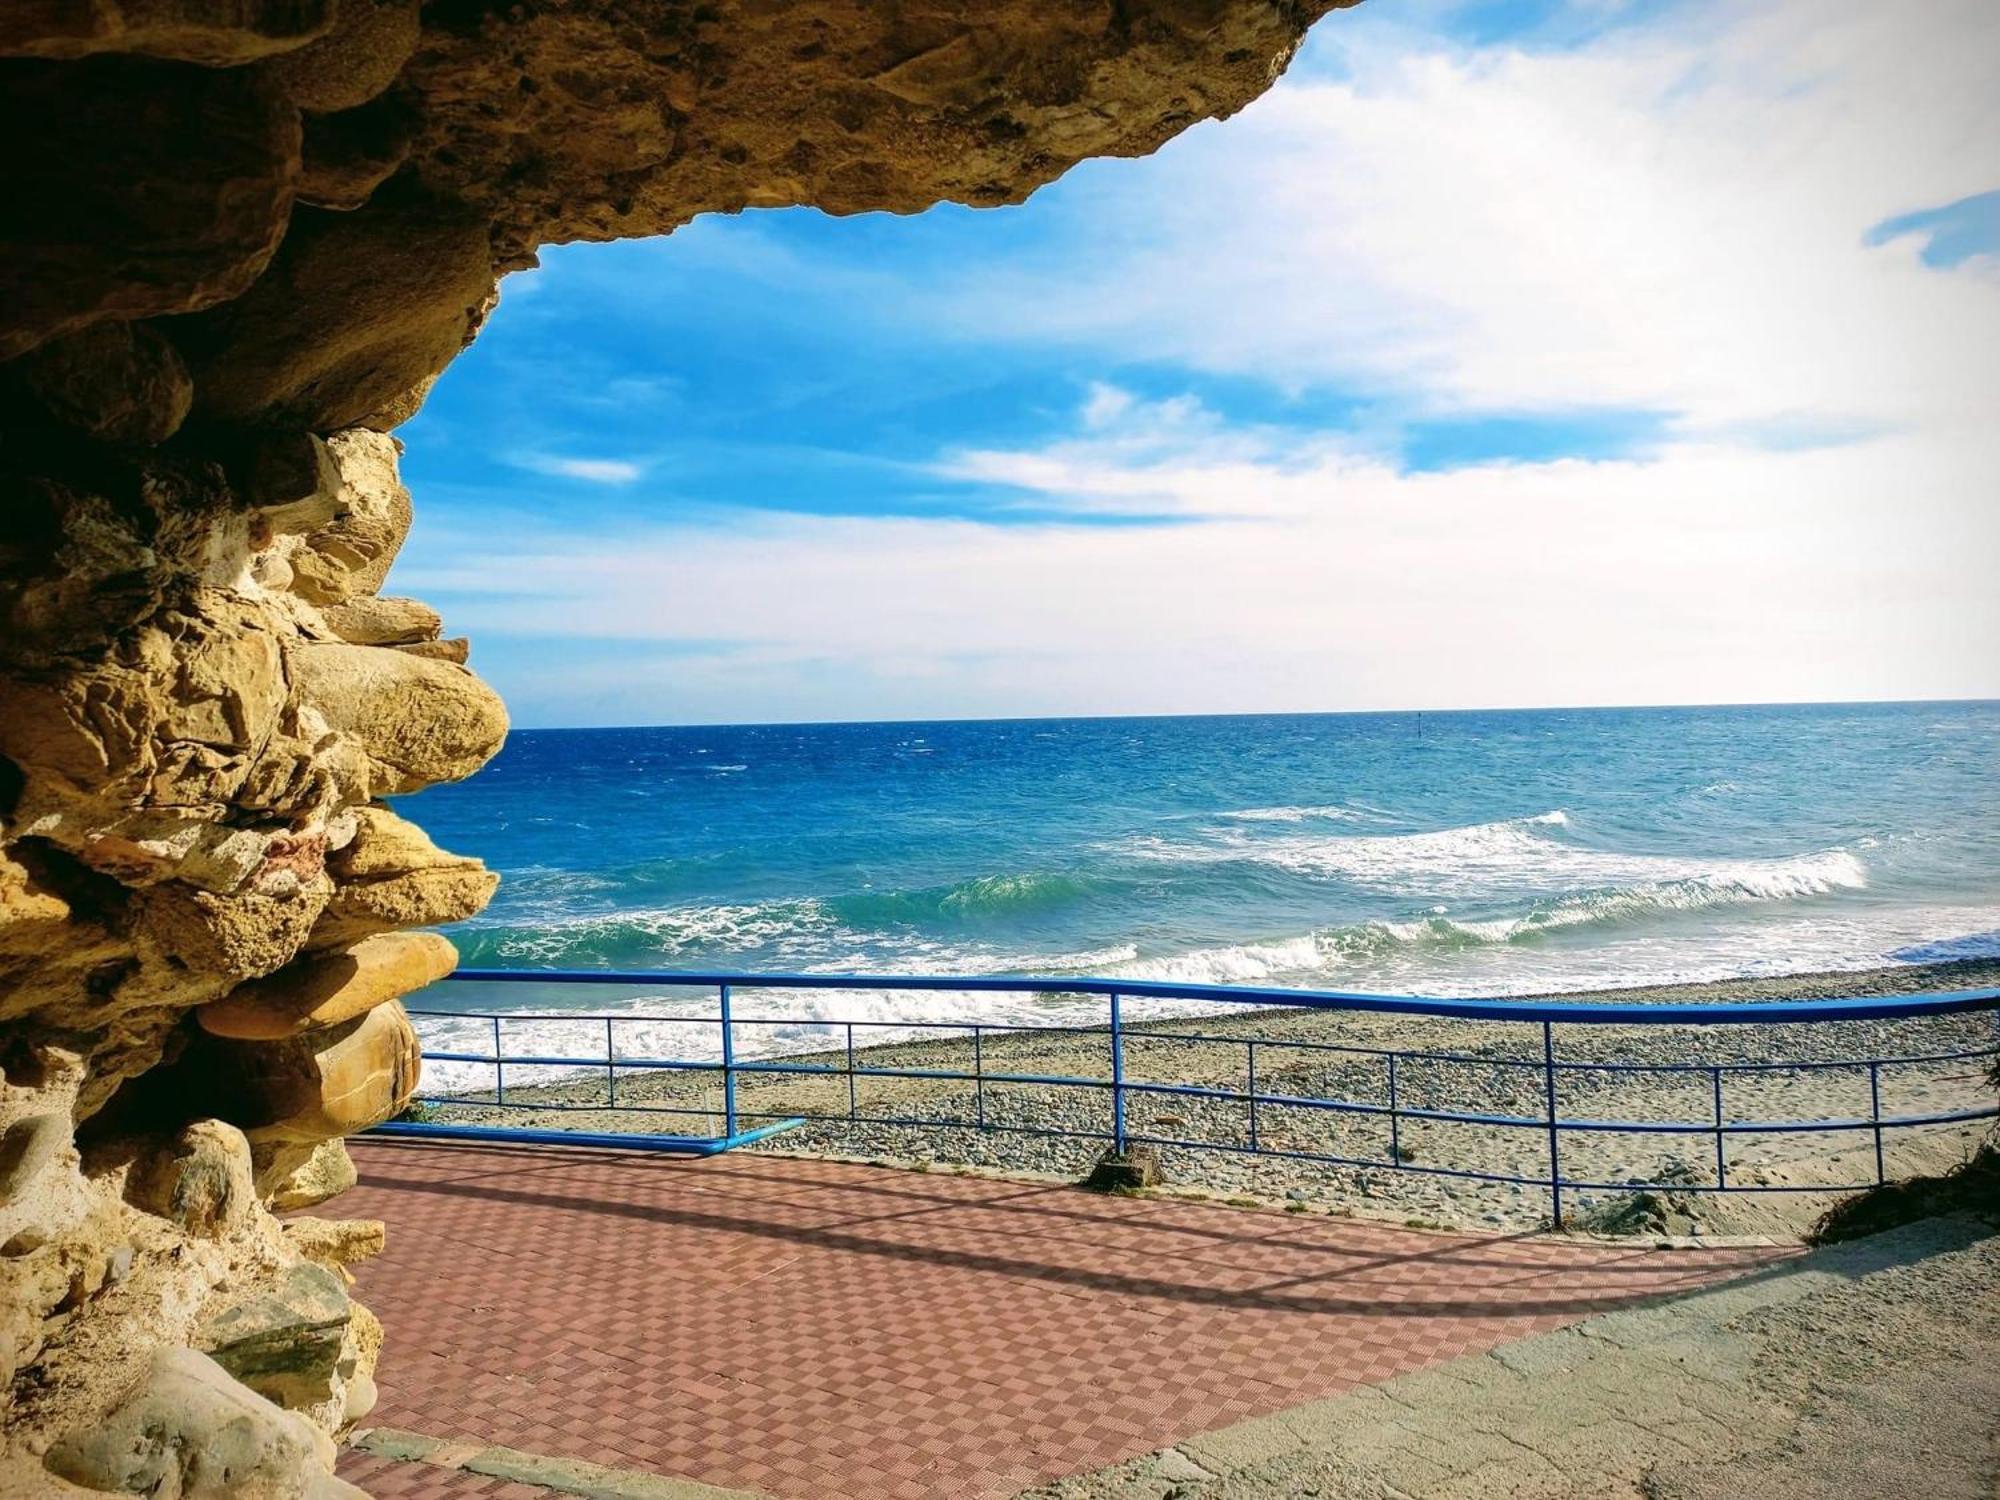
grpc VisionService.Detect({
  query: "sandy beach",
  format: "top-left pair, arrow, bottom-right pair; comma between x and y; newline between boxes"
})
405,956 -> 2000,1238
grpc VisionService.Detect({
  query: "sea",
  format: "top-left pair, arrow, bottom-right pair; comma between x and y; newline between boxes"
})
400,701 -> 2000,1073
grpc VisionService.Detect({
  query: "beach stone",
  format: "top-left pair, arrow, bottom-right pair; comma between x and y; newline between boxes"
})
290,642 -> 508,795
42,1346 -> 328,1499
267,1139 -> 357,1212
1084,1145 -> 1163,1192
125,1119 -> 256,1238
318,595 -> 440,646
213,1001 -> 423,1151
15,320 -> 195,445
198,1261 -> 352,1413
198,931 -> 457,1041
339,1369 -> 377,1426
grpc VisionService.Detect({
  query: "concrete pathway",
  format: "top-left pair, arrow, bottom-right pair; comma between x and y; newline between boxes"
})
1031,1215 -> 1999,1500
331,1139 -> 1782,1500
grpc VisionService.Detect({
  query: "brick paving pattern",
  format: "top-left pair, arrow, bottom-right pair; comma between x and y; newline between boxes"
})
335,1140 -> 1791,1500
337,1449 -> 559,1498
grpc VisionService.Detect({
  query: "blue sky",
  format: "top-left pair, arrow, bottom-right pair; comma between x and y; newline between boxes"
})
392,0 -> 2000,727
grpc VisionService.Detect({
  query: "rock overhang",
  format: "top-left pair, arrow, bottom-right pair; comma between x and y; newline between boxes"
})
4,0 -> 1352,432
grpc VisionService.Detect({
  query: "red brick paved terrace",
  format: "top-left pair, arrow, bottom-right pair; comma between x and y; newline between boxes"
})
333,1139 -> 1792,1500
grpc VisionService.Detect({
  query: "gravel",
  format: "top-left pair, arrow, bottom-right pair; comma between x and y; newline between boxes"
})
409,957 -> 2000,1237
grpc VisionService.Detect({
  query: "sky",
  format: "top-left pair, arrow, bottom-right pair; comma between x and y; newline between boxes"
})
390,0 -> 2000,729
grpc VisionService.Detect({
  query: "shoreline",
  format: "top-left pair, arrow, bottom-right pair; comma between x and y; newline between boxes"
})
406,955 -> 2000,1239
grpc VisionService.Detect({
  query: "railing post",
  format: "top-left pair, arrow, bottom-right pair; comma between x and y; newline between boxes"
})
1109,992 -> 1127,1153
606,1016 -> 617,1108
1542,1021 -> 1562,1229
719,983 -> 737,1139
1246,1039 -> 1259,1152
1387,1051 -> 1401,1166
1710,1064 -> 1725,1190
973,1025 -> 986,1130
493,1014 -> 505,1107
846,1021 -> 857,1121
1869,1060 -> 1884,1185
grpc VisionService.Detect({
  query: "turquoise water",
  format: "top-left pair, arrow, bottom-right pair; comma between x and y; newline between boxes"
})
404,703 -> 2000,1034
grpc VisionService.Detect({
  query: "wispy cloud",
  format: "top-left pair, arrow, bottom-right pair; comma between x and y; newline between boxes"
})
934,386 -> 1354,519
918,0 -> 2000,438
505,452 -> 645,484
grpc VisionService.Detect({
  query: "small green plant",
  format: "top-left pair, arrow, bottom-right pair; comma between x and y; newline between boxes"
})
393,1100 -> 439,1124
1285,1200 -> 1309,1213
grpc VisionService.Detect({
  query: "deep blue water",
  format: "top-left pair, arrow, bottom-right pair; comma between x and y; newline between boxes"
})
404,703 -> 2000,1025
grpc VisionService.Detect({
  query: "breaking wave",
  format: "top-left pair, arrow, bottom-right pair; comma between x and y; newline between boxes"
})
452,899 -> 842,968
1124,809 -> 1870,901
1107,849 -> 1871,987
829,871 -> 1115,926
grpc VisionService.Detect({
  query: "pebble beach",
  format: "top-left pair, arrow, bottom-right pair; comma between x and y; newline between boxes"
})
410,956 -> 2000,1238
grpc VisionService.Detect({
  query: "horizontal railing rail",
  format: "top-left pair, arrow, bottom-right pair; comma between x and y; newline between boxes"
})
374,969 -> 2000,1227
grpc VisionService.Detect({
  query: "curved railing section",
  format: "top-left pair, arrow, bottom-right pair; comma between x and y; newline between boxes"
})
376,968 -> 2000,1227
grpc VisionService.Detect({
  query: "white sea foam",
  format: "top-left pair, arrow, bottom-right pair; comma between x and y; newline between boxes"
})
470,899 -> 842,964
1098,897 -> 1998,1000
414,937 -> 1143,1091
1124,809 -> 1871,906
413,897 -> 2000,1097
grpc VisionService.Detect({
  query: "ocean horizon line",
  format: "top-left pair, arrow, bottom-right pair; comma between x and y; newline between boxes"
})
502,693 -> 2000,736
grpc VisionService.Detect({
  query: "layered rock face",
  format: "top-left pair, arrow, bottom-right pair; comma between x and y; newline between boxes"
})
0,0 -> 1340,1493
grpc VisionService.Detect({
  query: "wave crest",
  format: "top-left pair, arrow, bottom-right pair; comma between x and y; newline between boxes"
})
1123,810 -> 1875,908
831,871 -> 1109,926
1107,848 -> 1869,987
454,899 -> 838,967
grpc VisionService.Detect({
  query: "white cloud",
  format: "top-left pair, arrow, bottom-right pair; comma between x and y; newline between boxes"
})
925,0 -> 2000,437
402,407 -> 1999,723
936,388 -> 1352,518
506,452 -> 645,484
405,0 -> 2000,724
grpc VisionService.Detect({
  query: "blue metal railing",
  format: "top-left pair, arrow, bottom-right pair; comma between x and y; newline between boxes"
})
373,968 -> 2000,1227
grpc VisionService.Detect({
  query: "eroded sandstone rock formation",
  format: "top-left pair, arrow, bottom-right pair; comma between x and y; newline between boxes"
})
0,1 -> 1342,1492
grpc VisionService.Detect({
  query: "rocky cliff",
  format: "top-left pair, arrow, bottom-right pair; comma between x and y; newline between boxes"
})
0,1 -> 1343,1493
